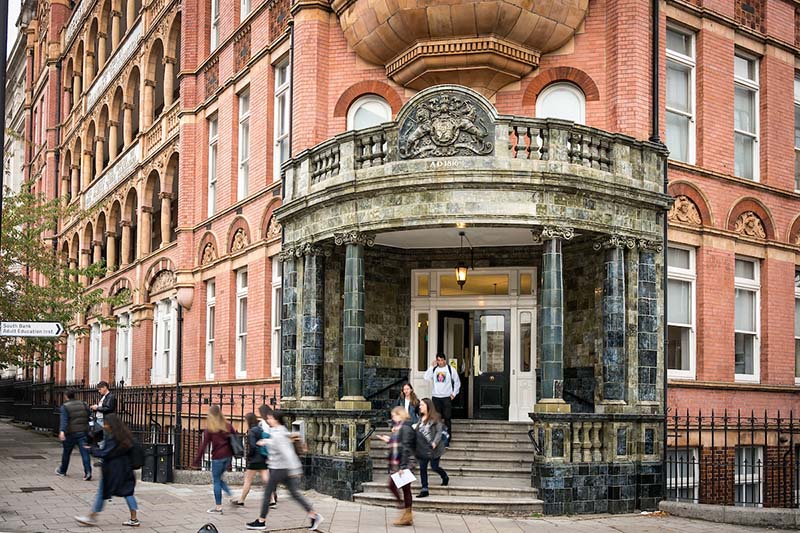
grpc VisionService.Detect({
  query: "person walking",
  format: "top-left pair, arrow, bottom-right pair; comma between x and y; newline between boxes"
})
377,406 -> 416,526
423,353 -> 460,445
90,381 -> 117,443
245,410 -> 323,531
192,405 -> 236,514
55,389 -> 93,481
395,382 -> 420,425
415,398 -> 448,499
230,412 -> 276,508
74,414 -> 140,527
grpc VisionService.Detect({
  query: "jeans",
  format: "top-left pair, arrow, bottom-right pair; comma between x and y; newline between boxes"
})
211,457 -> 232,505
259,469 -> 312,520
432,397 -> 452,444
418,457 -> 447,490
59,432 -> 92,476
91,479 -> 138,513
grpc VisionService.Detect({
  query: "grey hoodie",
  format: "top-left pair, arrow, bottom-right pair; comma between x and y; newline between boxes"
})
264,425 -> 302,474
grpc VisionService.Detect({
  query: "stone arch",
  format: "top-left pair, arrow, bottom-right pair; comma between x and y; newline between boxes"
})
334,80 -> 403,118
64,58 -> 75,113
788,214 -> 800,246
144,169 -> 162,250
726,197 -> 775,241
198,231 -> 219,265
98,104 -> 111,170
260,198 -> 282,240
227,216 -> 251,254
145,38 -> 166,124
166,12 -> 181,105
84,121 -> 96,187
109,277 -> 133,306
123,186 -> 138,262
82,221 -> 95,274
109,200 -> 122,270
163,152 -> 179,243
667,180 -> 713,227
87,18 -> 99,80
125,66 -> 141,140
522,67 -> 601,111
95,212 -> 108,273
144,257 -> 176,299
63,149 -> 73,201
70,233 -> 80,282
99,0 -> 112,65
111,86 -> 125,156
74,40 -> 84,96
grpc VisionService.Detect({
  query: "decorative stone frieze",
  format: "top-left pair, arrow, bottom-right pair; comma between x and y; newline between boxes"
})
230,228 -> 249,252
86,20 -> 142,112
637,239 -> 664,252
593,234 -> 636,251
398,90 -> 493,159
149,270 -> 176,294
531,226 -> 575,244
84,141 -> 141,208
734,211 -> 766,239
333,231 -> 375,247
667,195 -> 702,226
65,0 -> 94,45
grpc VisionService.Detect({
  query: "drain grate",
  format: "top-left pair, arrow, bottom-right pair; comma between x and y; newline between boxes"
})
20,486 -> 53,493
11,455 -> 46,460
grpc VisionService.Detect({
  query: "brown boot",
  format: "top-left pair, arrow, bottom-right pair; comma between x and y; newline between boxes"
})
393,508 -> 413,526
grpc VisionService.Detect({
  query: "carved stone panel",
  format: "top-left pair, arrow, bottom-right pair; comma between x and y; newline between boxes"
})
734,211 -> 766,239
267,215 -> 282,240
667,196 -> 702,226
201,242 -> 216,265
150,270 -> 176,295
398,90 -> 494,159
231,228 -> 249,252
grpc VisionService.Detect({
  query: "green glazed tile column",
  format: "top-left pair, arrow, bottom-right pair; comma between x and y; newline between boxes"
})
280,248 -> 298,399
300,243 -> 325,399
334,231 -> 374,404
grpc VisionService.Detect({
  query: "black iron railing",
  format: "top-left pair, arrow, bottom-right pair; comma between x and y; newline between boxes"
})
666,409 -> 799,509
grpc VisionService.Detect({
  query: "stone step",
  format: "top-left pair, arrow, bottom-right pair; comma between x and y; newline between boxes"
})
373,432 -> 534,443
369,447 -> 533,462
353,492 -> 543,516
372,464 -> 531,479
360,477 -> 537,499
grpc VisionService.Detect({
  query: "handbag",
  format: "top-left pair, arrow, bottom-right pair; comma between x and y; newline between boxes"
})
229,433 -> 244,458
289,433 -> 308,456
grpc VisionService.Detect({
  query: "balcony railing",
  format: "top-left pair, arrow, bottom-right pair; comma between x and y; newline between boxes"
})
283,117 -> 667,203
143,101 -> 180,158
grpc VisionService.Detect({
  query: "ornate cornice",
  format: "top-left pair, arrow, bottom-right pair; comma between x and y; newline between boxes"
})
531,226 -> 574,244
334,231 -> 375,247
593,234 -> 637,251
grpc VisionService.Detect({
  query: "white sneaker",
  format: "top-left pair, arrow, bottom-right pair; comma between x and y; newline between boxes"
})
75,515 -> 97,526
207,508 -> 223,514
309,513 -> 324,531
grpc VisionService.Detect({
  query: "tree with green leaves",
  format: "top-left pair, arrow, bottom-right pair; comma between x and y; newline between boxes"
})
0,183 -> 125,371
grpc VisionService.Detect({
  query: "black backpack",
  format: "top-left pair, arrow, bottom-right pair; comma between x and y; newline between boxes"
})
197,524 -> 219,533
128,439 -> 145,470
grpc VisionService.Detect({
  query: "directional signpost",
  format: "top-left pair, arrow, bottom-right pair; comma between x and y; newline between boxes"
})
0,322 -> 64,337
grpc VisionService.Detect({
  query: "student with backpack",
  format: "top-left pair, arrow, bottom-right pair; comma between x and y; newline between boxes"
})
415,398 -> 449,499
192,405 -> 238,515
424,353 -> 460,446
74,414 -> 140,528
230,412 -> 276,507
55,389 -> 93,480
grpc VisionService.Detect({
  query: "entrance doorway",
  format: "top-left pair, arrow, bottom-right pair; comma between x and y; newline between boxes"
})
412,268 -> 536,422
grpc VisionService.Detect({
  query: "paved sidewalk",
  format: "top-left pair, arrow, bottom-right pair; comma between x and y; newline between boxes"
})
0,420 -> 791,533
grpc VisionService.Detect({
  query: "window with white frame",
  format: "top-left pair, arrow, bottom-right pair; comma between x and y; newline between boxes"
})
734,258 -> 760,382
735,446 -> 763,507
152,298 -> 177,384
667,246 -> 696,379
115,313 -> 132,384
346,95 -> 392,130
795,77 -> 800,191
734,53 -> 759,180
666,27 -> 695,164
238,91 -> 250,201
236,269 -> 248,378
273,59 -> 290,182
66,333 -> 76,383
206,280 -> 216,380
795,272 -> 800,384
210,0 -> 220,51
89,322 -> 101,384
666,448 -> 699,503
241,0 -> 251,20
208,115 -> 218,216
270,258 -> 282,378
535,82 -> 586,124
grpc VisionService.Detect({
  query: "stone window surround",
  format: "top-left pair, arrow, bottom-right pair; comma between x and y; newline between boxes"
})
667,245 -> 696,381
665,24 -> 696,165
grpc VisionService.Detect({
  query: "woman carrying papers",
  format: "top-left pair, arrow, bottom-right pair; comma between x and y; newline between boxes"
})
378,406 -> 416,527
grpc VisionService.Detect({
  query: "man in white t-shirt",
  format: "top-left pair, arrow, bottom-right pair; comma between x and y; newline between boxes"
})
423,353 -> 460,446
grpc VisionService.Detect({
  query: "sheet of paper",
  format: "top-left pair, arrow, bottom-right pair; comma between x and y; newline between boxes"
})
390,469 -> 416,488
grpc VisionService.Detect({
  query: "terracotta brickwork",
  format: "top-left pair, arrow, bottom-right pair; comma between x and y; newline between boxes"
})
736,0 -> 765,33
699,447 -> 736,505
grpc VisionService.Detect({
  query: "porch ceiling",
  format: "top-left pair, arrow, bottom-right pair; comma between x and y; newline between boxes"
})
374,227 -> 537,249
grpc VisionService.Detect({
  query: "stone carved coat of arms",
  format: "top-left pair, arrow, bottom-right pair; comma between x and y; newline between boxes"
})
399,92 -> 494,159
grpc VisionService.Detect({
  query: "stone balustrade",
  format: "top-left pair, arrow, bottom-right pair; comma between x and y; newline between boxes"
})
282,408 -> 375,457
143,100 -> 180,157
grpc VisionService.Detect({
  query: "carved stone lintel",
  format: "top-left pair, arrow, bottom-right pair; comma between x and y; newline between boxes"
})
734,211 -> 766,239
201,242 -> 216,265
231,228 -> 249,252
667,195 -> 702,226
637,239 -> 664,252
593,234 -> 637,251
334,231 -> 376,247
531,226 -> 574,244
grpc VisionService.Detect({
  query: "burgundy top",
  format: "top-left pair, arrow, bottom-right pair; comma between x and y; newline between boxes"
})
193,423 -> 235,466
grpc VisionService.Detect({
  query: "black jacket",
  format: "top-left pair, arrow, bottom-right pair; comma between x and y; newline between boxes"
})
415,419 -> 445,460
396,421 -> 415,470
394,395 -> 419,424
246,426 -> 265,466
96,392 -> 117,415
91,436 -> 135,499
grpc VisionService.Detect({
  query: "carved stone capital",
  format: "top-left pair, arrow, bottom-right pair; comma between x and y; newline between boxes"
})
105,230 -> 117,238
531,226 -> 574,244
164,56 -> 178,65
86,51 -> 96,58
278,246 -> 298,262
111,10 -> 122,17
593,234 -> 636,251
108,120 -> 120,127
334,231 -> 375,247
70,164 -> 80,170
123,102 -> 135,111
64,86 -> 73,93
98,31 -> 108,39
83,149 -> 94,156
299,242 -> 331,257
637,239 -> 663,252
159,191 -> 174,201
144,79 -> 157,88
94,135 -> 105,143
120,220 -> 131,227
141,205 -> 153,214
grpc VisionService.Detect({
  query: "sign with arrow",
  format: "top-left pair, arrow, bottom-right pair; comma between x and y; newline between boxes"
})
0,322 -> 64,337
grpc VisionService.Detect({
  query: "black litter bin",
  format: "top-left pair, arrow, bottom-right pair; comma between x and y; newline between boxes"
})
141,444 -> 156,482
155,443 -> 174,483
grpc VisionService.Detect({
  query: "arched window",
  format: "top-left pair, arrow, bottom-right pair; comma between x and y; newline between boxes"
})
346,95 -> 392,130
535,82 -> 586,124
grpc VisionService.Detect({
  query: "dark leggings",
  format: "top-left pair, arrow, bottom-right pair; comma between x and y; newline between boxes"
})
259,468 -> 312,520
388,477 -> 412,509
419,457 -> 447,490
